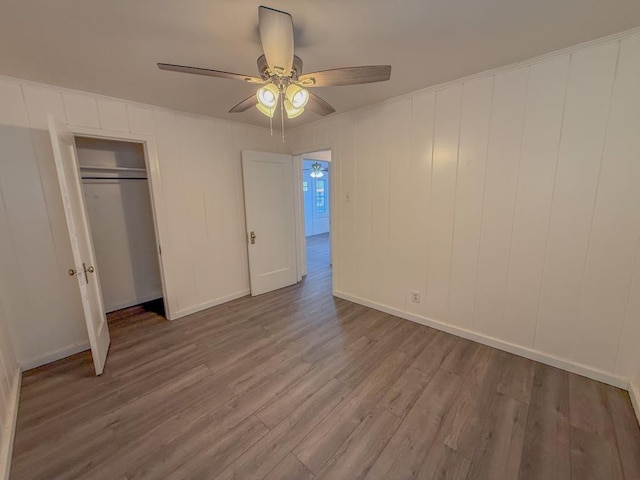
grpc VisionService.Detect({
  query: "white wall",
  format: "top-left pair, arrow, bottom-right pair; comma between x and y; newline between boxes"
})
0,296 -> 19,479
0,76 -> 284,369
290,30 -> 640,386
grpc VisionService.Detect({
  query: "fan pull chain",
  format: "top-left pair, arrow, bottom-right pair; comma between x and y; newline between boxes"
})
280,93 -> 285,143
269,109 -> 273,138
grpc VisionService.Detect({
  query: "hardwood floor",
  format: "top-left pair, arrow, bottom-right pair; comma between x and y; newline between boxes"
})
11,232 -> 640,479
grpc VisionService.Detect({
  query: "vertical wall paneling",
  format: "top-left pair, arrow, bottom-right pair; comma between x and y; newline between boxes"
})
0,84 -> 23,470
405,92 -> 436,318
354,111 -> 378,299
291,31 -> 640,384
535,42 -> 619,359
0,82 -> 29,126
152,110 -> 197,313
367,104 -> 395,307
176,115 -> 216,306
0,84 -> 81,364
573,36 -> 640,371
386,100 -> 413,310
62,93 -> 100,128
425,85 -> 463,322
502,55 -> 570,347
127,105 -> 155,136
336,118 -> 357,294
473,67 -> 529,340
96,99 -> 129,132
22,86 -> 89,355
448,76 -> 493,330
615,238 -> 640,380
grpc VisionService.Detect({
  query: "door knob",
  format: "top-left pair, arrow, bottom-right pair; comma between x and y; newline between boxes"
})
68,268 -> 76,276
250,231 -> 256,245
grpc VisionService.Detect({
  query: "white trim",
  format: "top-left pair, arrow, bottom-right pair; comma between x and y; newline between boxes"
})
334,290 -> 629,389
20,343 -> 90,371
292,155 -> 306,281
0,369 -> 21,480
171,289 -> 250,319
629,380 -> 640,426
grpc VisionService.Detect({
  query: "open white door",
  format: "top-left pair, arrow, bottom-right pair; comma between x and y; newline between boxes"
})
242,151 -> 297,296
48,115 -> 110,375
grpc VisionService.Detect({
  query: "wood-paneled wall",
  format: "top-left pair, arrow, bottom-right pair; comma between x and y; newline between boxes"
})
290,31 -> 640,385
0,76 -> 284,369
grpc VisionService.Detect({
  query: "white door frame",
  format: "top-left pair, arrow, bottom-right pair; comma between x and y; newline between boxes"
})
67,125 -> 173,320
292,146 -> 336,292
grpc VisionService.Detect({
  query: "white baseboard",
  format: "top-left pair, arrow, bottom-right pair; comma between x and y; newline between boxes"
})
629,381 -> 640,426
20,290 -> 252,368
171,289 -> 251,320
334,290 -> 628,390
1,368 -> 21,480
20,342 -> 90,371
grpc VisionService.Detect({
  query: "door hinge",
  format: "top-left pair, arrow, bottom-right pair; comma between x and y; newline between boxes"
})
158,245 -> 162,255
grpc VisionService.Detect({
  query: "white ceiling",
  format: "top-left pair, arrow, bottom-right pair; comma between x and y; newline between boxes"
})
2,1 -> 640,127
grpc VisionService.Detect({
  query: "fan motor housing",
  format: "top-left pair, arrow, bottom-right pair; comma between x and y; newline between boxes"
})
258,54 -> 303,81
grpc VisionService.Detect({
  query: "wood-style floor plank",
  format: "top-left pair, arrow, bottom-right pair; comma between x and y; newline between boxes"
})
466,393 -> 529,480
415,442 -> 471,480
10,233 -> 640,480
263,453 -> 314,480
606,388 -> 640,479
518,364 -> 571,480
365,369 -> 464,480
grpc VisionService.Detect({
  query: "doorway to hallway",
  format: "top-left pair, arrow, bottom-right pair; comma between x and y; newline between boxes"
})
301,150 -> 331,275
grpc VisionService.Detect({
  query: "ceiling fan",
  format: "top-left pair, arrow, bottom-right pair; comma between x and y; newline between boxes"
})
158,5 -> 391,128
303,162 -> 328,178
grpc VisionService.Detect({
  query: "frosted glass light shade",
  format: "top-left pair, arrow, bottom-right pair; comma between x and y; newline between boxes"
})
285,84 -> 309,109
256,84 -> 279,109
256,103 -> 276,118
284,99 -> 304,119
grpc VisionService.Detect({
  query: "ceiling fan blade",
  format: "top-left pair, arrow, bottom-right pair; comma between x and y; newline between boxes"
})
229,94 -> 258,113
307,92 -> 335,116
158,63 -> 264,84
298,65 -> 391,87
258,6 -> 294,76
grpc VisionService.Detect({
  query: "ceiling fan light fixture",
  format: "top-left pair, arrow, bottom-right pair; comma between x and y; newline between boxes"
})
285,84 -> 309,109
284,99 -> 304,119
256,84 -> 279,109
309,162 -> 324,178
256,103 -> 276,118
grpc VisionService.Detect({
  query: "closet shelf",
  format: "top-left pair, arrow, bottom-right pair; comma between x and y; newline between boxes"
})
79,165 -> 147,172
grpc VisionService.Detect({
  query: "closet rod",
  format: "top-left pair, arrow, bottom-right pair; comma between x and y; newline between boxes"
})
81,176 -> 148,180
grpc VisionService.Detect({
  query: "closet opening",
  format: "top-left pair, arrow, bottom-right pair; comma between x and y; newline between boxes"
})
74,136 -> 166,323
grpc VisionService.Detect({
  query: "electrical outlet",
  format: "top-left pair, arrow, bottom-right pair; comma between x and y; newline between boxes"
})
411,290 -> 420,303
